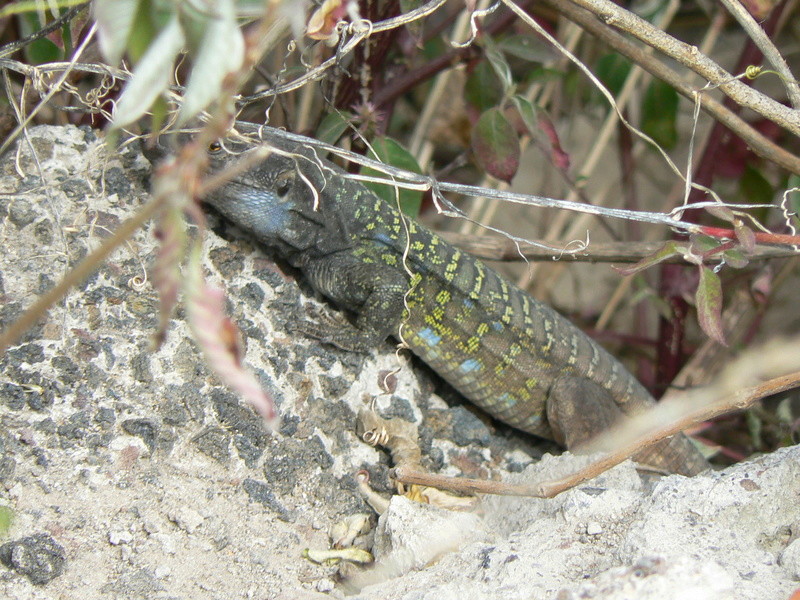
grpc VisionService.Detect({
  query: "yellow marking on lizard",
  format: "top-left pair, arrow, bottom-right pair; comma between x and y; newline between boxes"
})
462,336 -> 481,354
541,319 -> 554,354
443,251 -> 461,282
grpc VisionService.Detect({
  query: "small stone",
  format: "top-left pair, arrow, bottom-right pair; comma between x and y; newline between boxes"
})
149,533 -> 177,555
121,418 -> 159,453
154,565 -> 171,579
586,522 -> 603,535
242,478 -> 294,522
109,530 -> 134,545
142,518 -> 160,535
8,198 -> 38,228
191,426 -> 231,463
168,507 -> 204,534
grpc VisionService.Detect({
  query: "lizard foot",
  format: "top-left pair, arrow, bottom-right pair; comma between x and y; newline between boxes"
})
285,305 -> 376,353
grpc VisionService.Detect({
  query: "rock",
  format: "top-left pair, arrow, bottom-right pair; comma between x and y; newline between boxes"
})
0,124 -> 797,600
0,534 -> 66,585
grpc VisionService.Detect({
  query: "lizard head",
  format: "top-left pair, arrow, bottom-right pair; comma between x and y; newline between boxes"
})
201,135 -> 345,258
146,126 -> 348,259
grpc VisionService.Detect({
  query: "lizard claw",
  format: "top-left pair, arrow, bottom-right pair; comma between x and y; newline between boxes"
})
285,306 -> 376,353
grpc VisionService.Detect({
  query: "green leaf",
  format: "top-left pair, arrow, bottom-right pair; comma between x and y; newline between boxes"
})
497,34 -> 550,63
177,0 -> 244,125
745,410 -> 763,449
722,248 -> 749,269
523,66 -> 564,85
126,0 -> 157,62
180,1 -> 212,54
689,234 -> 721,253
483,38 -> 514,95
112,10 -> 185,129
150,96 -> 168,134
26,38 -> 61,64
510,95 -> 537,135
471,108 -> 520,183
19,10 -> 62,64
595,53 -> 631,97
696,266 -> 726,345
0,506 -> 12,536
362,137 -> 423,217
316,111 -> 353,146
93,0 -> 141,64
635,0 -> 672,22
465,61 -> 503,112
641,79 -> 679,150
615,241 -> 681,276
739,164 -> 774,205
400,0 -> 424,11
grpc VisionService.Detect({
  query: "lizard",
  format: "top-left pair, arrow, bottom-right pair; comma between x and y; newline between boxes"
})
147,123 -> 709,476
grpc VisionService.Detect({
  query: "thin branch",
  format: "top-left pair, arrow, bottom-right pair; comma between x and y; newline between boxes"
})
237,0 -> 449,106
438,232 -> 800,263
682,5 -> 787,211
374,0 -> 531,109
552,0 -> 800,136
0,58 -> 129,79
0,2 -> 91,59
0,33 -> 115,158
717,0 -> 800,108
540,367 -> 800,497
543,0 -> 800,175
392,466 -> 545,497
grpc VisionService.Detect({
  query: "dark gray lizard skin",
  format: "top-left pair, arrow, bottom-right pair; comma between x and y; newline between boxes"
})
148,124 -> 709,476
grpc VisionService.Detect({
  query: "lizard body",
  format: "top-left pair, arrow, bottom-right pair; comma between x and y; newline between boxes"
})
154,125 -> 708,476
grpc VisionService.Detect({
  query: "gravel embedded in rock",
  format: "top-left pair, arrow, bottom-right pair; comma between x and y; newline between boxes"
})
0,534 -> 66,585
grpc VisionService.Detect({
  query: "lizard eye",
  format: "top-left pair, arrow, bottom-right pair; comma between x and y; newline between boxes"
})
275,171 -> 294,198
208,140 -> 222,153
276,180 -> 291,197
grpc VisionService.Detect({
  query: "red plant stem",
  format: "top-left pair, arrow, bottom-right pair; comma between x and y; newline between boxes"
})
699,226 -> 800,246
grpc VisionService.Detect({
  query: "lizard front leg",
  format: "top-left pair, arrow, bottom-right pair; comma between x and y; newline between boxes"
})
289,255 -> 409,352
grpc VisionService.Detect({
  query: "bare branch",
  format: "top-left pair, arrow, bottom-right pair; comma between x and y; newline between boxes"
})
439,232 -> 800,263
549,0 -> 800,136
717,0 -> 800,108
237,0 -> 449,106
542,0 -> 800,175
